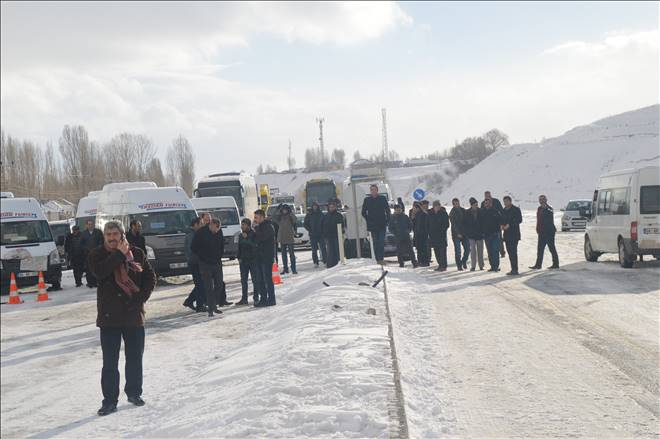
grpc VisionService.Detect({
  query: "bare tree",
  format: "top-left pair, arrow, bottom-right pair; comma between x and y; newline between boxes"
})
59,125 -> 94,197
166,134 -> 195,196
331,148 -> 346,168
145,157 -> 167,186
483,129 -> 509,150
353,150 -> 362,161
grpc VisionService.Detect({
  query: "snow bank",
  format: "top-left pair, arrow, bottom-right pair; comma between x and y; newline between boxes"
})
439,104 -> 660,209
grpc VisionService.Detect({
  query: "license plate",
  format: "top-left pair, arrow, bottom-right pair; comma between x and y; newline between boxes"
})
17,271 -> 37,278
169,262 -> 187,269
643,228 -> 659,235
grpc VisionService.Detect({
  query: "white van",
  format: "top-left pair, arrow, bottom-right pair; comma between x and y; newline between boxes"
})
584,165 -> 660,268
194,172 -> 260,219
191,196 -> 241,259
75,190 -> 102,230
96,186 -> 197,277
1,198 -> 61,293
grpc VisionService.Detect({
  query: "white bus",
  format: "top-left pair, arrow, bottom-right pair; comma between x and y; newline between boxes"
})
75,190 -> 102,230
584,165 -> 660,268
193,172 -> 260,219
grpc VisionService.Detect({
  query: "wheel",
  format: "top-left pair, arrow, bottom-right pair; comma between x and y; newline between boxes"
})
584,236 -> 600,262
618,238 -> 634,268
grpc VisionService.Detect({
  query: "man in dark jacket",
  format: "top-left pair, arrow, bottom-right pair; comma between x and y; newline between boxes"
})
501,196 -> 523,275
192,219 -> 229,316
481,197 -> 504,272
412,203 -> 430,266
361,184 -> 390,264
81,219 -> 103,288
237,218 -> 259,305
126,220 -> 146,253
463,198 -> 485,271
183,217 -> 206,312
530,194 -> 559,269
449,198 -> 470,271
88,221 -> 156,417
482,191 -> 506,258
323,200 -> 344,268
273,204 -> 298,274
65,225 -> 86,287
388,204 -> 418,268
304,202 -> 326,267
253,210 -> 276,306
428,201 -> 450,271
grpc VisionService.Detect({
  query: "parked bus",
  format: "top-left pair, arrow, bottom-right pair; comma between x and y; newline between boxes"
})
303,178 -> 338,212
194,172 -> 259,219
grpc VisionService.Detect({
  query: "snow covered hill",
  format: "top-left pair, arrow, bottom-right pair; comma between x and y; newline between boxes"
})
439,104 -> 660,209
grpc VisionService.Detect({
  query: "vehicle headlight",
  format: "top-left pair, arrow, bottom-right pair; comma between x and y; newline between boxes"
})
145,245 -> 156,260
234,233 -> 240,244
49,249 -> 61,265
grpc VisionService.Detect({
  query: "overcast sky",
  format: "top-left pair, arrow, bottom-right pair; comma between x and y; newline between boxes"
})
1,1 -> 658,177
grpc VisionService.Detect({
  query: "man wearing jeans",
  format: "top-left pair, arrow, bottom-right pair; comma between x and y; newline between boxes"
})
361,184 -> 390,264
304,202 -> 327,267
481,197 -> 503,272
88,221 -> 156,416
530,194 -> 560,270
449,198 -> 470,270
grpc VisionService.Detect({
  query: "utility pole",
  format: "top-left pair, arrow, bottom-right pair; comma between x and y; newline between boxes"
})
316,117 -> 325,169
381,108 -> 389,163
287,139 -> 293,171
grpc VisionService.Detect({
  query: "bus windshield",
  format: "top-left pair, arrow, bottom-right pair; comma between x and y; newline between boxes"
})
1,220 -> 53,246
129,210 -> 197,236
306,183 -> 336,207
196,182 -> 244,215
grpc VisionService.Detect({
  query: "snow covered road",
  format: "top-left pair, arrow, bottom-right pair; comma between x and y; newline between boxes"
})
1,211 -> 659,438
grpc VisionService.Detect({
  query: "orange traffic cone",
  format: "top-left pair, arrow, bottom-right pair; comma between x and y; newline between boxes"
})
272,263 -> 282,285
36,271 -> 49,302
8,272 -> 22,304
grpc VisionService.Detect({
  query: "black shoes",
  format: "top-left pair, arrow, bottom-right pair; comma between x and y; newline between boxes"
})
46,285 -> 62,292
195,305 -> 207,313
127,396 -> 145,407
528,265 -> 541,270
463,262 -> 468,269
236,299 -> 249,306
506,271 -> 519,276
547,265 -> 560,270
222,301 -> 233,306
280,269 -> 289,275
97,402 -> 117,416
291,270 -> 298,274
183,299 -> 195,311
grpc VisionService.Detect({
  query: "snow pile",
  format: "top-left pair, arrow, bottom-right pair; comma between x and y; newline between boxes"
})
439,104 -> 660,208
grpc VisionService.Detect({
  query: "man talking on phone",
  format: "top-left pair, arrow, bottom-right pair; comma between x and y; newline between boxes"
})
88,221 -> 156,416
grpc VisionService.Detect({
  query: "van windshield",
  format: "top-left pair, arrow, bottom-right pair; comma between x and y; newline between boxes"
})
201,208 -> 239,226
50,224 -> 71,242
76,216 -> 95,230
129,210 -> 197,236
1,220 -> 53,246
640,185 -> 660,215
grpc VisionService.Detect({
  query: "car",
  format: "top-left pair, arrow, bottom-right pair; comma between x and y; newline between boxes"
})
294,214 -> 310,247
584,165 -> 660,268
561,199 -> 592,231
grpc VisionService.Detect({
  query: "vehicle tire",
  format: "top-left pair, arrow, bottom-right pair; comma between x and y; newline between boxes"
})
584,236 -> 600,262
618,238 -> 634,268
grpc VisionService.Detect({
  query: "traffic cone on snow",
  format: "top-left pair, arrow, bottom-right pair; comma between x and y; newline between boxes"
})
8,273 -> 22,304
36,271 -> 49,302
272,263 -> 282,285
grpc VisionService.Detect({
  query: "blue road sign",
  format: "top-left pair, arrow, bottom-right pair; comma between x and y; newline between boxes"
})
413,188 -> 426,201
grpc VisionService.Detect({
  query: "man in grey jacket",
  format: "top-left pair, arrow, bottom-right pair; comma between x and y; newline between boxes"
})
273,204 -> 298,274
183,217 -> 206,312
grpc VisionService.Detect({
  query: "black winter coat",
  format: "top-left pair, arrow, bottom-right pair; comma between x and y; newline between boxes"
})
413,210 -> 429,245
126,231 -> 146,253
428,208 -> 450,247
191,225 -> 224,265
536,205 -> 557,235
502,205 -> 523,242
481,207 -> 503,237
304,210 -> 325,238
254,220 -> 276,263
463,208 -> 485,240
449,206 -> 466,239
80,228 -> 103,253
322,211 -> 344,240
361,195 -> 390,232
481,198 -> 504,213
388,213 -> 413,241
64,232 -> 85,263
237,229 -> 258,261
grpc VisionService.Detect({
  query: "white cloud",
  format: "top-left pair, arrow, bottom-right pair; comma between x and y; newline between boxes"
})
543,30 -> 659,55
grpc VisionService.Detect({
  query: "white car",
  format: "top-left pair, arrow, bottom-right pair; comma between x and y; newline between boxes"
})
294,214 -> 310,247
561,199 -> 592,231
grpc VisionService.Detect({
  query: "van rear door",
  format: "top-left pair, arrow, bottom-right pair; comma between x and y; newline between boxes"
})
637,185 -> 660,251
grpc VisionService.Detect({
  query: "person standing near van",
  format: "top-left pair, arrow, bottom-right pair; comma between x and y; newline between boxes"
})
273,204 -> 298,275
81,219 -> 103,288
304,202 -> 326,267
361,184 -> 390,264
481,197 -> 504,272
501,196 -> 523,275
389,204 -> 418,268
127,220 -> 146,253
428,200 -> 450,271
183,217 -> 206,312
237,218 -> 259,305
463,197 -> 485,271
323,199 -> 344,268
253,209 -> 276,306
192,218 -> 225,316
449,198 -> 470,271
65,225 -> 86,287
412,203 -> 430,266
530,194 -> 560,269
88,221 -> 156,416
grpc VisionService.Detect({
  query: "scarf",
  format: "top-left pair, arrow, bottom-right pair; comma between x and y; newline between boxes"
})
104,243 -> 143,296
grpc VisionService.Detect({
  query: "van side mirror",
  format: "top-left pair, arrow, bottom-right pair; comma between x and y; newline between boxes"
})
56,236 -> 65,246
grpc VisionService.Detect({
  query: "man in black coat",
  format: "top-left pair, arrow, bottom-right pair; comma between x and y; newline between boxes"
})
428,201 -> 450,271
361,184 -> 390,264
482,191 -> 506,258
322,200 -> 344,268
304,202 -> 326,267
449,198 -> 470,271
530,194 -> 560,269
126,220 -> 146,253
253,209 -> 277,306
80,219 -> 104,288
65,225 -> 86,287
412,203 -> 430,266
191,219 -> 229,316
501,196 -> 523,275
388,204 -> 418,268
462,198 -> 485,271
481,198 -> 504,272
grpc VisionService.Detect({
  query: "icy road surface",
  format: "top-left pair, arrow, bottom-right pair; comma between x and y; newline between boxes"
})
2,211 -> 659,438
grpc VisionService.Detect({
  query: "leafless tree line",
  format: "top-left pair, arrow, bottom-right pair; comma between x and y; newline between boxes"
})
1,125 -> 196,203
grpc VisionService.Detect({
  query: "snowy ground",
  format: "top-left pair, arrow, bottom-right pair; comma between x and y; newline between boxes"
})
2,212 -> 659,438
